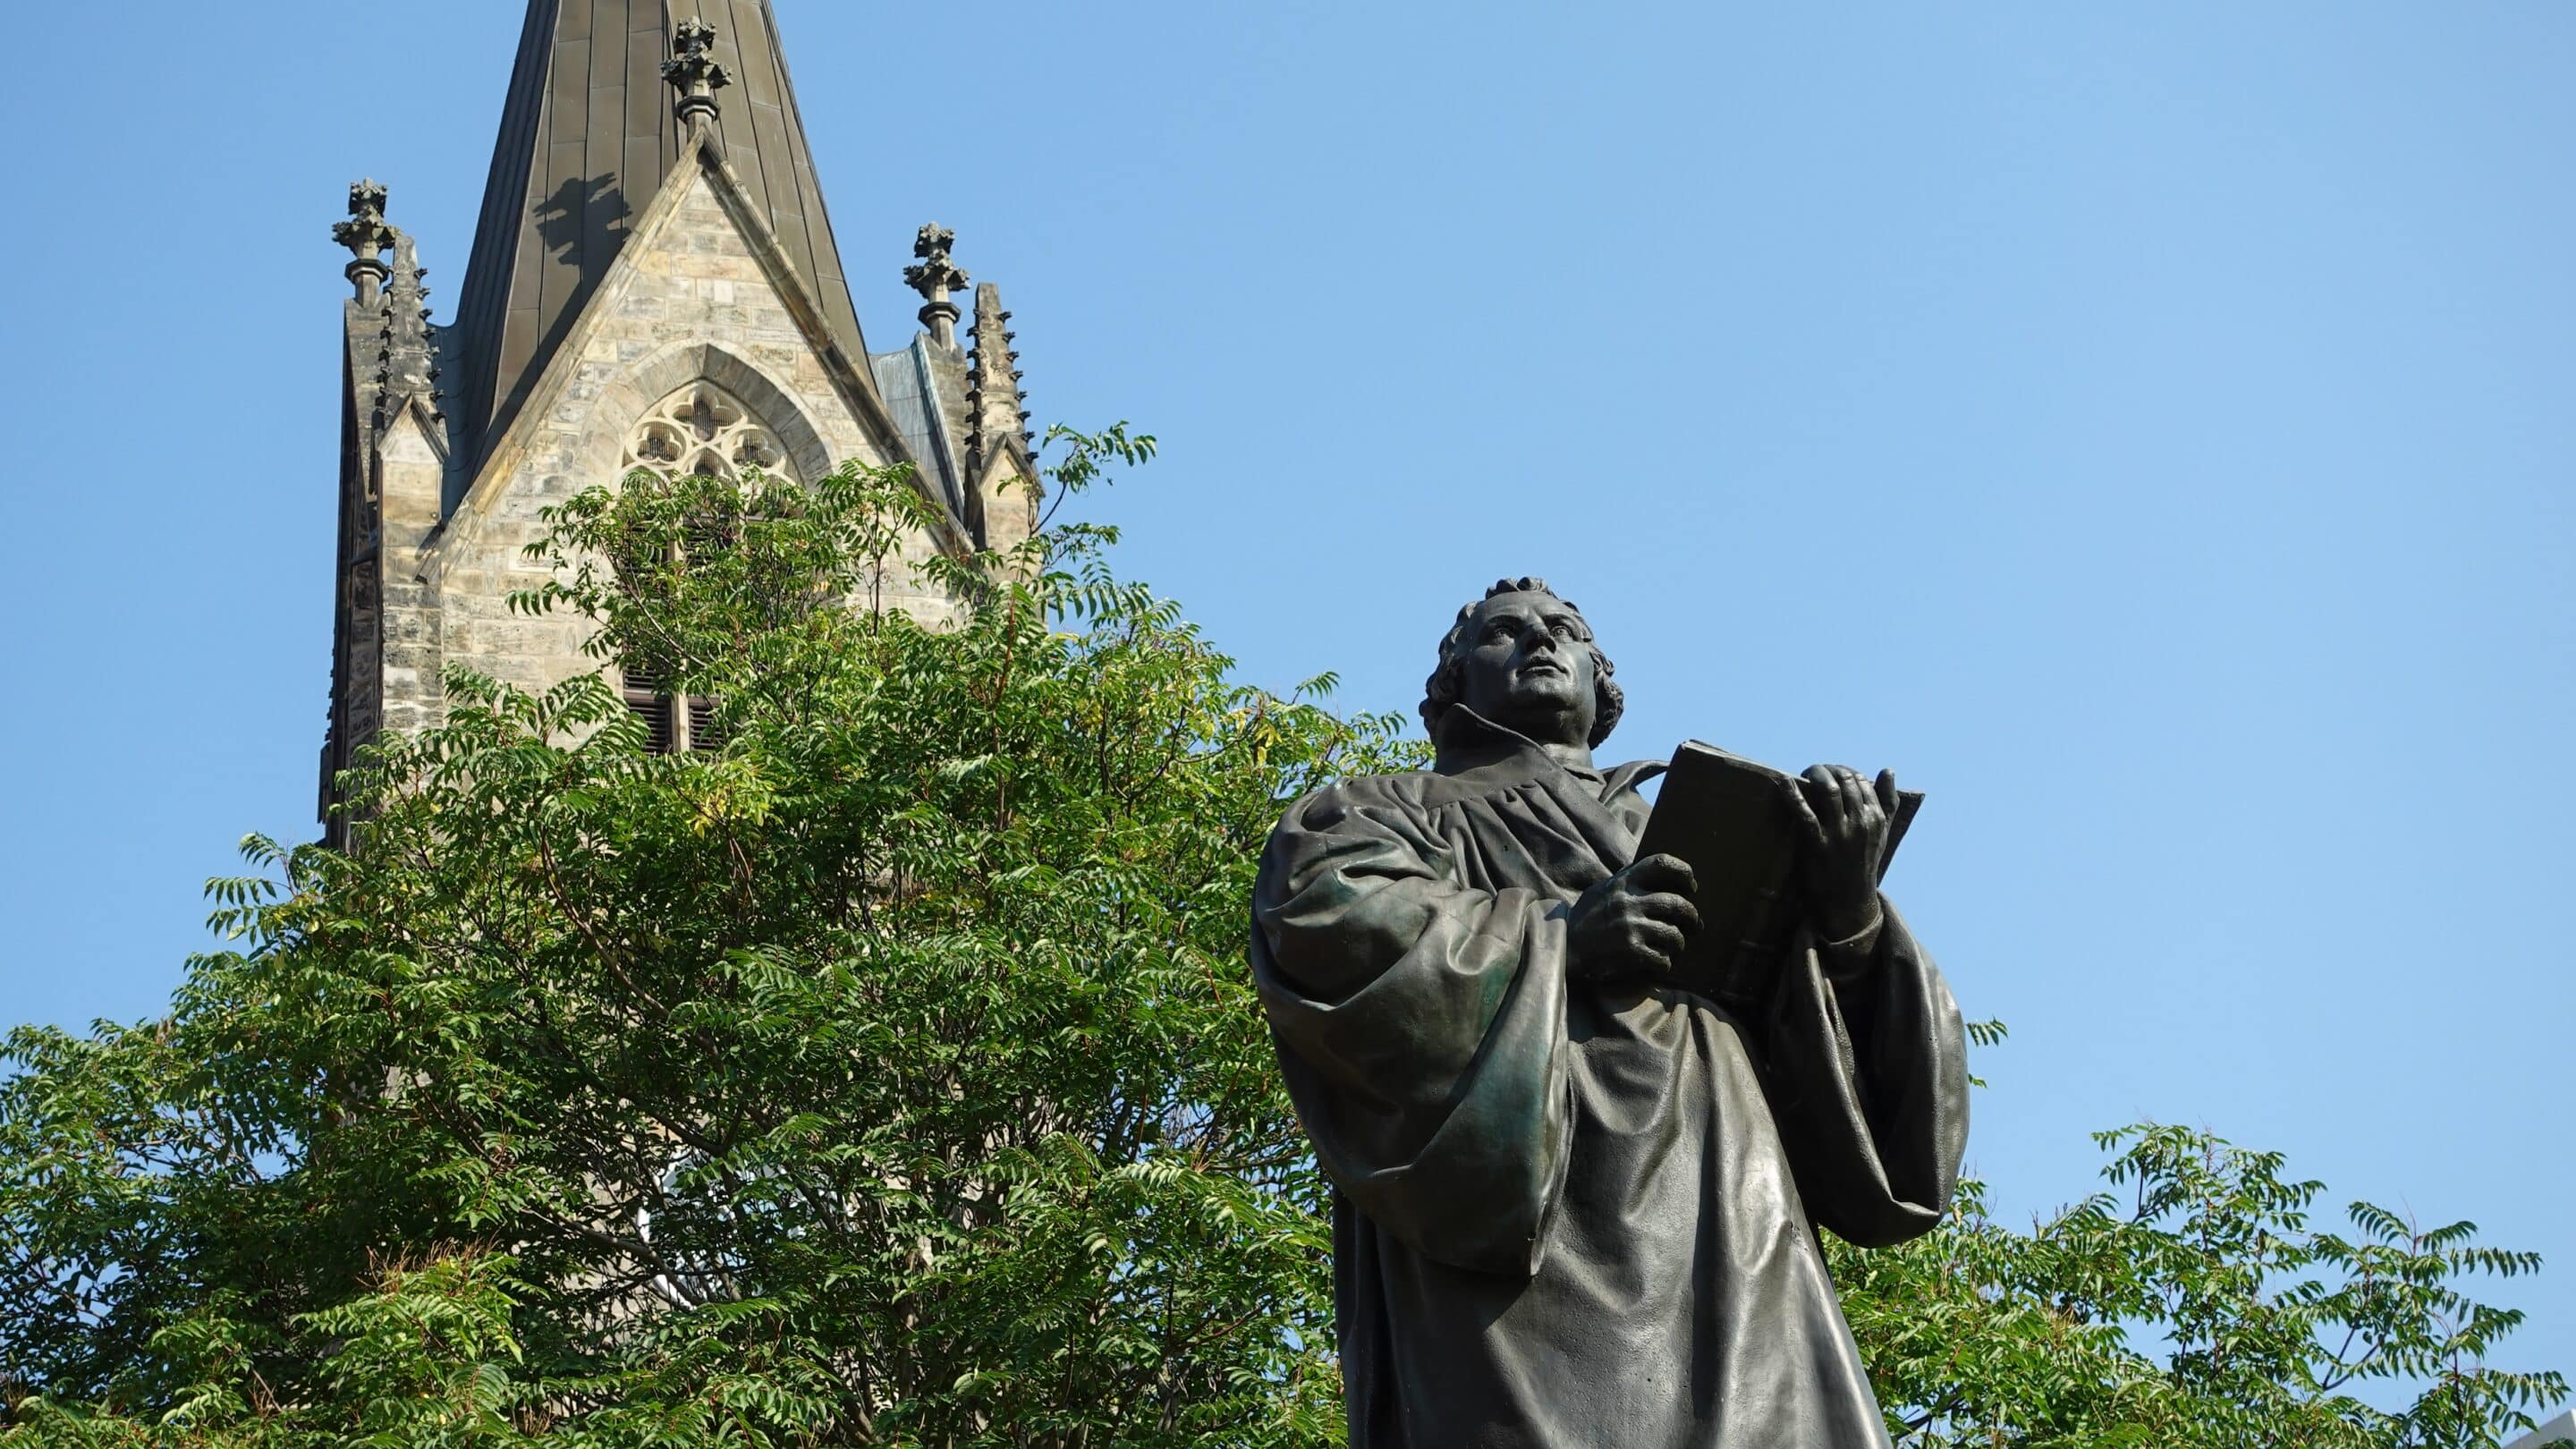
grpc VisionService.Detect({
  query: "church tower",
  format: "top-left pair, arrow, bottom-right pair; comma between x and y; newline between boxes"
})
321,4 -> 1038,835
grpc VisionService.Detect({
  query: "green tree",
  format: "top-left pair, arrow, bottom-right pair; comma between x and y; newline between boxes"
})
1,441 -> 2564,1446
1835,1111 -> 2570,1448
3,436 -> 1411,1445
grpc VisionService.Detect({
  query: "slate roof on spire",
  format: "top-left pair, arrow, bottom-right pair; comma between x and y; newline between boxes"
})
449,0 -> 870,469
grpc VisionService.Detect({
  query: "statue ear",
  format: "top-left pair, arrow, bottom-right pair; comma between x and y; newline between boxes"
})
1420,654 -> 1464,740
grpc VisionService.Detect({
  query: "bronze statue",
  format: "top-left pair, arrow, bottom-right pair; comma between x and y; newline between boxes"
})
1251,578 -> 1969,1447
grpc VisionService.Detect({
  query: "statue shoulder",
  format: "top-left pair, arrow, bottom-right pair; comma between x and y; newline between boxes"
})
1273,769 -> 1443,835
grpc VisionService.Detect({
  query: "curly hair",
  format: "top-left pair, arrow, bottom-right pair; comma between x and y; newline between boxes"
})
1419,577 -> 1625,749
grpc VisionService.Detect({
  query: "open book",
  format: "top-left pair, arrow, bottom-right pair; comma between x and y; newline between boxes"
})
1630,742 -> 1923,1010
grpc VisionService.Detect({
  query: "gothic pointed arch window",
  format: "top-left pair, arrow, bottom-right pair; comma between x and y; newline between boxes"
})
614,382 -> 796,754
623,382 -> 797,486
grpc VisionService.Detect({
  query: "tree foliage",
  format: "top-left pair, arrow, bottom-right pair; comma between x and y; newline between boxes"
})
4,440 -> 1406,1445
1,441 -> 2564,1446
1837,1111 -> 2568,1447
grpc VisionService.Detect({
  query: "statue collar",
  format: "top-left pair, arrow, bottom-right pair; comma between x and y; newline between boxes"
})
1432,708 -> 1665,801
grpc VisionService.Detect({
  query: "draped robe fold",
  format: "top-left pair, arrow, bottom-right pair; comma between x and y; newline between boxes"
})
1250,717 -> 1969,1448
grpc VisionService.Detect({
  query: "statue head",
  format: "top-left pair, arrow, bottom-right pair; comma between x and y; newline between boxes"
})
1421,578 -> 1625,751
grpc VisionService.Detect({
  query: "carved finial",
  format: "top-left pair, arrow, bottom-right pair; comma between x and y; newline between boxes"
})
965,281 -> 1031,489
903,224 -> 970,347
663,19 -> 732,131
907,225 -> 965,290
332,179 -> 394,304
377,233 -> 439,420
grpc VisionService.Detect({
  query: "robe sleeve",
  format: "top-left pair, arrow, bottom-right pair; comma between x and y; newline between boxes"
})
1250,780 -> 1574,1277
1758,896 -> 1970,1249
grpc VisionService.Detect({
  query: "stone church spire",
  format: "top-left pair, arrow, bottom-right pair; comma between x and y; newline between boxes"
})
321,2 -> 1046,836
447,0 -> 871,472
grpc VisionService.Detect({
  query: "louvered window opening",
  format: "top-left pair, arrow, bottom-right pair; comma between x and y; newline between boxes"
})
620,662 -> 724,757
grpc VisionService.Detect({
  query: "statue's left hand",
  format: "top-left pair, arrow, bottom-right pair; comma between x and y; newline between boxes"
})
1784,765 -> 1895,942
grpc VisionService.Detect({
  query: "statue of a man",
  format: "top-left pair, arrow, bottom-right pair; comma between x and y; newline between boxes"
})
1251,578 -> 1969,1447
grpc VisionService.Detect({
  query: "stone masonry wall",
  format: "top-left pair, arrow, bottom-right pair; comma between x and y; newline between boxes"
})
376,408 -> 448,739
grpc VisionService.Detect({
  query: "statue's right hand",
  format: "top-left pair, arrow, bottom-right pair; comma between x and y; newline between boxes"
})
1567,854 -> 1703,982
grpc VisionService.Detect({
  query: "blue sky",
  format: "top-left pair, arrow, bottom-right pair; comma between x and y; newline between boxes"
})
3,0 -> 2570,1402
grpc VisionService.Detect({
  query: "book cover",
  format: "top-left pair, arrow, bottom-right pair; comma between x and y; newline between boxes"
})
1631,742 -> 1922,1008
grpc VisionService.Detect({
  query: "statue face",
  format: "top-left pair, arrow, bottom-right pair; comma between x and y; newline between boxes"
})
1456,591 -> 1598,748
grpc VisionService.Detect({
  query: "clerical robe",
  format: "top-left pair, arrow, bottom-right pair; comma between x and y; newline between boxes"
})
1250,716 -> 1968,1449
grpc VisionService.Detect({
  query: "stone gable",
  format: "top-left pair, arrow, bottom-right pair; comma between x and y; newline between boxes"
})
396,162 -> 962,731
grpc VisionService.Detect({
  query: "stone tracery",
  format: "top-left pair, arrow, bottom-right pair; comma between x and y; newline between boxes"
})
622,381 -> 797,485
